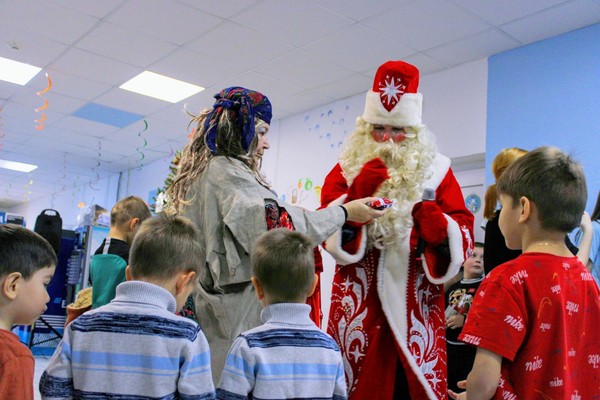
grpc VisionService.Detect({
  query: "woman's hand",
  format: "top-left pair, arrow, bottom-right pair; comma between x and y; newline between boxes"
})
344,197 -> 388,224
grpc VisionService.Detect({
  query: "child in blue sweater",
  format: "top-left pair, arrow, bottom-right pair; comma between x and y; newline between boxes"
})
40,215 -> 215,399
217,228 -> 347,400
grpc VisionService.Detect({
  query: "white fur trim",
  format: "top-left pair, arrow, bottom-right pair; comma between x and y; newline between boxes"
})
363,91 -> 422,127
323,194 -> 368,266
422,215 -> 464,285
424,153 -> 451,190
379,243 -> 439,399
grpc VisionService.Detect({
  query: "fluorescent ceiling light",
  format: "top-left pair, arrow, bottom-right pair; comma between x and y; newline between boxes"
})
0,56 -> 42,85
120,71 -> 204,103
0,159 -> 38,172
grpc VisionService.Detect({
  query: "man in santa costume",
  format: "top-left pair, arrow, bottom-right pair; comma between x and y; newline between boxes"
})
321,60 -> 474,399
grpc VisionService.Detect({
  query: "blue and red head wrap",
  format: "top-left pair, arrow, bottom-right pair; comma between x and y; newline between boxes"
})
203,86 -> 272,154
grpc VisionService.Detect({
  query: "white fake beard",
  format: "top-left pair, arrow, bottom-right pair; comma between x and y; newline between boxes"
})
339,117 -> 437,247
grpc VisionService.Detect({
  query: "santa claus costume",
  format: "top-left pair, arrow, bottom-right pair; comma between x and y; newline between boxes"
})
321,61 -> 474,399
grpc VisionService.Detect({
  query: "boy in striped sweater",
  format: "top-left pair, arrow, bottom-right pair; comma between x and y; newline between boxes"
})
217,229 -> 347,400
40,215 -> 215,399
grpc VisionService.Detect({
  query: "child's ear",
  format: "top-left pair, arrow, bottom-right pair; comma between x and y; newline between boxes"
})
307,274 -> 319,297
125,266 -> 133,281
175,270 -> 196,295
1,272 -> 23,300
519,196 -> 531,223
251,277 -> 265,300
129,217 -> 140,232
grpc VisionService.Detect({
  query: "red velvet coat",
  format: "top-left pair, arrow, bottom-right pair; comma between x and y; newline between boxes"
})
322,153 -> 474,399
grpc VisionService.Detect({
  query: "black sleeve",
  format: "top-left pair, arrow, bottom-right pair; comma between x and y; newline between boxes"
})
483,211 -> 521,275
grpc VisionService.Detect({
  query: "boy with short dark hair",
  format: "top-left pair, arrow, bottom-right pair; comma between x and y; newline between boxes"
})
40,215 -> 215,399
217,228 -> 347,399
450,147 -> 600,399
0,224 -> 57,400
445,242 -> 484,394
90,195 -> 151,308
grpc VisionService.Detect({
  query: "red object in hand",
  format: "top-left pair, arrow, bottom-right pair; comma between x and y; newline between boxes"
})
368,197 -> 394,210
346,158 -> 390,201
412,201 -> 448,246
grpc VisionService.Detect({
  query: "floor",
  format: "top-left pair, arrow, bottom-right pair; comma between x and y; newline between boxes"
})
34,356 -> 51,400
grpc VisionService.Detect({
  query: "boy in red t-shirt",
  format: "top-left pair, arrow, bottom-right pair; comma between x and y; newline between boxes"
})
0,224 -> 57,400
450,146 -> 600,399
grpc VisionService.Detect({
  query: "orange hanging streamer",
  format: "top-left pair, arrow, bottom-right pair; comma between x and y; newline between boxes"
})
35,73 -> 52,131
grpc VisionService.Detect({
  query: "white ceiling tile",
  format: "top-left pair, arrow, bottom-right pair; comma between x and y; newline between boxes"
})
46,0 -> 125,18
53,115 -> 120,137
311,73 -> 373,101
231,0 -> 353,47
0,27 -> 68,66
41,69 -> 112,101
76,22 -> 178,68
186,22 -> 295,68
0,0 -> 100,45
313,0 -> 410,22
254,50 -> 357,91
178,0 -> 259,19
500,0 -> 600,44
107,0 -> 222,45
52,48 -> 142,86
94,88 -> 168,116
401,53 -> 450,76
425,29 -> 521,66
303,24 -> 417,73
451,0 -> 569,25
363,0 -> 491,51
0,81 -> 21,101
277,90 -> 336,117
148,102 -> 201,125
215,71 -> 304,106
149,48 -> 246,89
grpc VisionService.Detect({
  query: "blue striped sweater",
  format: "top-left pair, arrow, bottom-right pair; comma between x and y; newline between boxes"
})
217,303 -> 347,400
39,281 -> 215,399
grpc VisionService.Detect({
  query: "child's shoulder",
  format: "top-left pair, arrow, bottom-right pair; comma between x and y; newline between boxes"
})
72,306 -> 201,340
0,329 -> 33,360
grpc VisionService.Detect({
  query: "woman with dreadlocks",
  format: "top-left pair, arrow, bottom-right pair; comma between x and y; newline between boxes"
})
166,86 -> 386,383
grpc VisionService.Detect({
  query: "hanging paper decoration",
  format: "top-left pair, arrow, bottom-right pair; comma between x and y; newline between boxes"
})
136,120 -> 148,168
89,141 -> 101,191
0,105 -> 5,151
60,153 -> 67,192
35,73 -> 52,131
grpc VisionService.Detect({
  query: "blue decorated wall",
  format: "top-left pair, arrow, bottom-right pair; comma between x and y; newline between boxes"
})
486,23 -> 600,211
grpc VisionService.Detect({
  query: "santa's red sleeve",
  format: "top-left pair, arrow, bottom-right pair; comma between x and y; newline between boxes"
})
422,167 -> 474,282
320,163 -> 369,264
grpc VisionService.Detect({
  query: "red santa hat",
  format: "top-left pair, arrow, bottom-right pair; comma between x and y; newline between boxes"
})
363,60 -> 422,127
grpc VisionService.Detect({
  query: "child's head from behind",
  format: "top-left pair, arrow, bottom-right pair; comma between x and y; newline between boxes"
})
463,242 -> 484,279
484,147 -> 528,220
110,196 -> 152,244
497,146 -> 586,245
128,215 -> 201,309
0,224 -> 57,326
251,229 -> 316,305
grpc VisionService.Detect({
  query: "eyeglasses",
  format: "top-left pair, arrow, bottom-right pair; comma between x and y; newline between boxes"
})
370,125 -> 407,143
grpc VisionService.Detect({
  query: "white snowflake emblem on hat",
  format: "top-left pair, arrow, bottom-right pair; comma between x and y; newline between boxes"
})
379,75 -> 406,107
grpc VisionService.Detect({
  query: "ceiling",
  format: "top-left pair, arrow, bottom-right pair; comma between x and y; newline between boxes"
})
1,0 -> 599,209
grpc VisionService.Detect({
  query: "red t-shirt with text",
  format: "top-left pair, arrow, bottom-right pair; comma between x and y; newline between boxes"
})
460,253 -> 600,399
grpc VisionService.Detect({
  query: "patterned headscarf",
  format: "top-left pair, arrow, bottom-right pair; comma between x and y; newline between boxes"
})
203,86 -> 272,154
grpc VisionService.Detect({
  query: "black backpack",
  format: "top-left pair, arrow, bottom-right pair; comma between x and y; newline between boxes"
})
34,209 -> 63,256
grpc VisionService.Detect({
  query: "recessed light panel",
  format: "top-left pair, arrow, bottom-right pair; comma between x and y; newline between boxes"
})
0,159 -> 38,172
0,56 -> 42,85
120,71 -> 204,103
